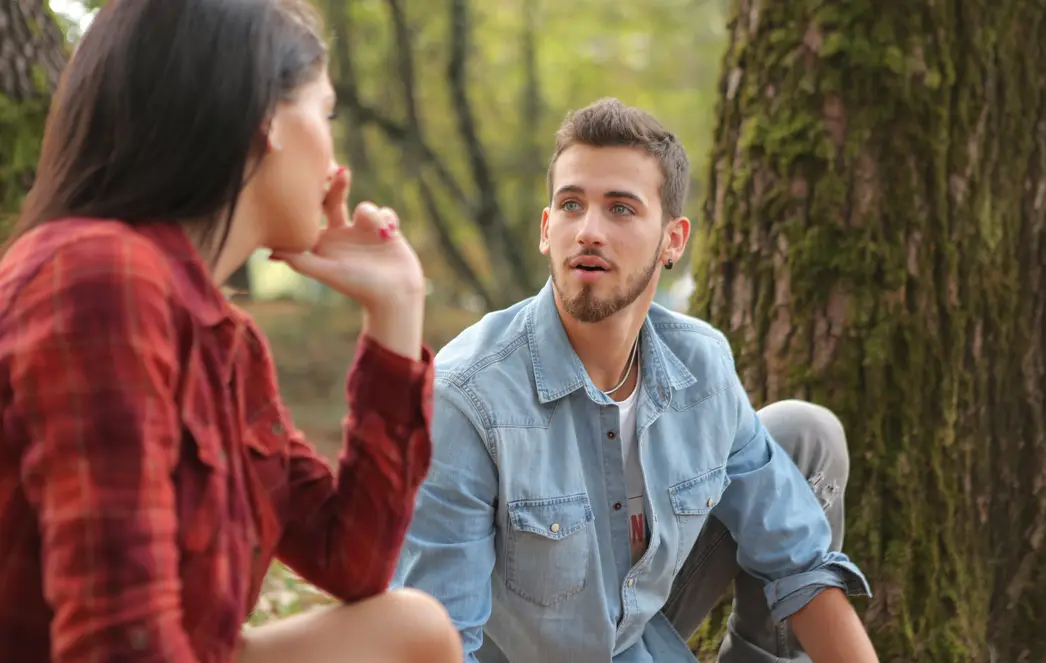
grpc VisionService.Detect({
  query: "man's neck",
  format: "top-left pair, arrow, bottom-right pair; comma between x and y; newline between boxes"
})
556,298 -> 649,402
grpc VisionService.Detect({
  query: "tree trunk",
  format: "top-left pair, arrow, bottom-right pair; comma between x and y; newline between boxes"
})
446,0 -> 537,299
691,0 -> 1046,661
0,0 -> 67,227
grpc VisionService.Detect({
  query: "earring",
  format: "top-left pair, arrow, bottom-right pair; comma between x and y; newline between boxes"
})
664,258 -> 674,270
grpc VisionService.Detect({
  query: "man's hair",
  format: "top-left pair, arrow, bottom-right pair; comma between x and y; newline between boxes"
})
546,97 -> 690,220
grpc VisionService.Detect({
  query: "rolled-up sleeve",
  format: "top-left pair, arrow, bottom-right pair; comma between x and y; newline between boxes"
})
713,377 -> 871,623
276,334 -> 435,602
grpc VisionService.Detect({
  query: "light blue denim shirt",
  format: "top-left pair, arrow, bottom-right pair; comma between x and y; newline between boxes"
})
392,280 -> 870,663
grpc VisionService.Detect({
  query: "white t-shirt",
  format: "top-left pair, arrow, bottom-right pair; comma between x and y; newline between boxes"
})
615,374 -> 646,564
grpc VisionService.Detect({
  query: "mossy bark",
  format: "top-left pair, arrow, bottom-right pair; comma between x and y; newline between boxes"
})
0,0 -> 67,230
690,0 -> 1046,660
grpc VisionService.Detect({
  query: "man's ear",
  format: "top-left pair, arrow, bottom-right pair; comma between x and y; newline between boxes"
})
662,216 -> 691,265
539,207 -> 552,255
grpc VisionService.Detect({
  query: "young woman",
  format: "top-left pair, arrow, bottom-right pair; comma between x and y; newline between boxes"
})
0,1 -> 460,662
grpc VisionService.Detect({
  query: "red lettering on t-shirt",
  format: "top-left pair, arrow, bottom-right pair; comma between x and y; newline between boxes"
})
630,513 -> 645,544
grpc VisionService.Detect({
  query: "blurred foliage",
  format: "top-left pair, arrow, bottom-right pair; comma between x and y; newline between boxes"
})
243,0 -> 728,648
0,0 -> 68,230
322,0 -> 728,308
38,0 -> 730,654
48,0 -> 727,305
247,562 -> 337,627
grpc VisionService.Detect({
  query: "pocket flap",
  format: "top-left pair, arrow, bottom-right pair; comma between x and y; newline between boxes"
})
181,412 -> 227,471
508,493 -> 593,540
669,466 -> 727,516
243,402 -> 291,457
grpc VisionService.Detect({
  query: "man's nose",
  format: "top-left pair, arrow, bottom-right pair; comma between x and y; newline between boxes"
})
575,210 -> 607,246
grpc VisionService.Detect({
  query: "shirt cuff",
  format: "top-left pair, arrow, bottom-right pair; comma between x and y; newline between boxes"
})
762,552 -> 872,623
347,334 -> 435,430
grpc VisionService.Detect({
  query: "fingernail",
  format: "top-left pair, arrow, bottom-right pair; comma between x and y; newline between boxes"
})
337,165 -> 348,176
379,227 -> 390,240
267,253 -> 284,262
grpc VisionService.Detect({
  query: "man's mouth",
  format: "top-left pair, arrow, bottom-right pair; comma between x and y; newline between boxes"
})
569,255 -> 612,272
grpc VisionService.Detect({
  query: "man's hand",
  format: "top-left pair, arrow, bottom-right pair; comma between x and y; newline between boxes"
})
788,588 -> 879,663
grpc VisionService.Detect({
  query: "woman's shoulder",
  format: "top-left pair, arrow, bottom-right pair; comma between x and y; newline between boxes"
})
0,219 -> 210,332
2,218 -> 175,287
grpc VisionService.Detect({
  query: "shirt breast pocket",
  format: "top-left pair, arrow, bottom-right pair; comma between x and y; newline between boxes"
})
504,493 -> 593,607
668,466 -> 729,576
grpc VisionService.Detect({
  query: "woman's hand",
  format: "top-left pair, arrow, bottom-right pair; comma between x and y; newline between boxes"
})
271,166 -> 425,360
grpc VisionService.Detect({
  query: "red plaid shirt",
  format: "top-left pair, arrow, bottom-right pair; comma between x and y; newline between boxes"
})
0,219 -> 434,663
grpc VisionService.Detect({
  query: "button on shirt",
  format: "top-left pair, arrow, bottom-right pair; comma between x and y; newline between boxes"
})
392,279 -> 870,663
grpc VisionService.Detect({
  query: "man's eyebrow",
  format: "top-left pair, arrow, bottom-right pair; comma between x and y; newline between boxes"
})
553,185 -> 584,197
553,185 -> 645,204
605,190 -> 644,203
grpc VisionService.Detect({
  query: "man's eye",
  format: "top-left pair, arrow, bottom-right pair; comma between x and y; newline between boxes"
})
611,204 -> 633,215
562,201 -> 581,212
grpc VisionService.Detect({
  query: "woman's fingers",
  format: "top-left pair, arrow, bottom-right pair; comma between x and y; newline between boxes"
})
323,166 -> 351,227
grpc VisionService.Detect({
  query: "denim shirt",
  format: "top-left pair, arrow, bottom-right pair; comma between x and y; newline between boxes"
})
392,280 -> 871,663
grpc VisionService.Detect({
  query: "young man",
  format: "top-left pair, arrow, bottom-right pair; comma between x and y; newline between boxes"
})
392,98 -> 877,663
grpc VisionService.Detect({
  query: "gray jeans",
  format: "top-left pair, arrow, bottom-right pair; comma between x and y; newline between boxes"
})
661,399 -> 849,662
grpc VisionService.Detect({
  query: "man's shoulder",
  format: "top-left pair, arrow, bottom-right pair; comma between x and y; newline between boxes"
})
432,296 -> 545,433
435,296 -> 536,385
647,302 -> 733,359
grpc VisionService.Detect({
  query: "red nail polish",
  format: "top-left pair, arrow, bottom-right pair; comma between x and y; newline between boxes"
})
379,227 -> 390,240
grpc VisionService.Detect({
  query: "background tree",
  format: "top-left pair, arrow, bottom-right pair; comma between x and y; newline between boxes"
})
0,0 -> 66,227
691,0 -> 1046,661
31,1 -> 1046,658
326,0 -> 726,309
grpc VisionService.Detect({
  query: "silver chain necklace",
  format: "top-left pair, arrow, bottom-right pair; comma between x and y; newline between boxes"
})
604,337 -> 640,396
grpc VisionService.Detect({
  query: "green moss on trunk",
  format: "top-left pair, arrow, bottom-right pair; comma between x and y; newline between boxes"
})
691,0 -> 1046,660
0,0 -> 69,234
0,90 -> 49,226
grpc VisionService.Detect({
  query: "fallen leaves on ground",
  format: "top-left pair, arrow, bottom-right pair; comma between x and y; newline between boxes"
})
246,562 -> 338,628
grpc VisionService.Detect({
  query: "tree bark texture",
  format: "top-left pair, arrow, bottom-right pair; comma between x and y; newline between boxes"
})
0,0 -> 66,223
691,0 -> 1046,661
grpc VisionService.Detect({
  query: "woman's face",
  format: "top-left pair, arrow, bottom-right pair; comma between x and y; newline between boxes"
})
247,69 -> 338,253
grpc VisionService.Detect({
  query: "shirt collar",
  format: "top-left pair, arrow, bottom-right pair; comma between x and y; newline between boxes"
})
526,278 -> 695,406
135,222 -> 235,328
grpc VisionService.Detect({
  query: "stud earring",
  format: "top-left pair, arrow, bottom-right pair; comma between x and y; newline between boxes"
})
664,258 -> 674,270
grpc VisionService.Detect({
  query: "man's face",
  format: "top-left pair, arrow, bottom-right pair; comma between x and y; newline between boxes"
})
540,144 -> 687,323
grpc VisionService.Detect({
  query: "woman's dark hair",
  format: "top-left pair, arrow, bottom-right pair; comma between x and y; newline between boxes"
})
12,0 -> 327,257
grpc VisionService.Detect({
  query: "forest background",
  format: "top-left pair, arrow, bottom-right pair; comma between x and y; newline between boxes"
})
3,0 -> 1045,660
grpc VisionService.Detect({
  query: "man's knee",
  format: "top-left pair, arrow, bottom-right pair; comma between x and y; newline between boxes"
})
756,399 -> 849,505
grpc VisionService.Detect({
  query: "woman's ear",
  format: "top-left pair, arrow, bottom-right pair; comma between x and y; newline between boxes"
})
265,116 -> 283,153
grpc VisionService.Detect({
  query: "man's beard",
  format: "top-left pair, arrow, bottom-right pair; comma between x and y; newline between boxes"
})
550,244 -> 662,323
